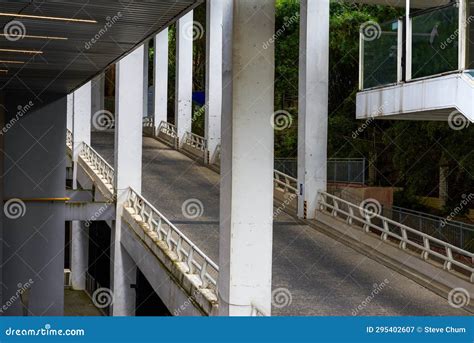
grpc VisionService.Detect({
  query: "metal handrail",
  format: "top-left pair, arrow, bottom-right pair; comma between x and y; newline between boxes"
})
80,143 -> 115,189
319,192 -> 474,282
158,120 -> 177,138
126,187 -> 219,292
274,170 -> 298,195
183,131 -> 207,151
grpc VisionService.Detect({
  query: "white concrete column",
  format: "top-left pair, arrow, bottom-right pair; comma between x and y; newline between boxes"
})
72,82 -> 92,189
70,222 -> 88,290
91,74 -> 105,123
143,40 -> 150,118
67,93 -> 73,131
111,45 -> 145,316
154,28 -> 169,130
175,11 -> 194,146
297,0 -> 329,219
218,0 -> 275,316
205,0 -> 223,163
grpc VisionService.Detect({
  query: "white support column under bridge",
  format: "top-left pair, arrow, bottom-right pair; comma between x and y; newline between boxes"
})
154,28 -> 169,130
71,83 -> 92,291
205,0 -> 223,163
297,0 -> 329,219
111,45 -> 145,316
175,10 -> 194,146
219,0 -> 275,316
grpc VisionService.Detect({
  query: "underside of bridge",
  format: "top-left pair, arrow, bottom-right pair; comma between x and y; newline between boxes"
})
0,0 -> 472,318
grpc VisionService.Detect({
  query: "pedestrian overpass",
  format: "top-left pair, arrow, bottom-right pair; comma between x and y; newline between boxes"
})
1,0 -> 473,317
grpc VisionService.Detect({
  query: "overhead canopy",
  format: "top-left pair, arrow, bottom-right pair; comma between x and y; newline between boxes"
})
350,0 -> 451,8
0,0 -> 201,96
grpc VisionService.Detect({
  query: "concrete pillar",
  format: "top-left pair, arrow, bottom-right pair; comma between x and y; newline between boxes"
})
143,40 -> 150,118
175,11 -> 194,145
205,0 -> 223,163
72,82 -> 92,189
70,222 -> 88,290
2,95 -> 66,316
297,0 -> 329,219
111,45 -> 144,316
218,0 -> 275,316
67,93 -> 73,131
91,74 -> 105,123
154,28 -> 169,130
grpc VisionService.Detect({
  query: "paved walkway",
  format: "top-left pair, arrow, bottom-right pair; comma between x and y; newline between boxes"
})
91,131 -> 469,316
64,289 -> 103,316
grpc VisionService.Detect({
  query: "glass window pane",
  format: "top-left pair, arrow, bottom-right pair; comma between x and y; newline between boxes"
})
411,5 -> 459,79
363,20 -> 399,89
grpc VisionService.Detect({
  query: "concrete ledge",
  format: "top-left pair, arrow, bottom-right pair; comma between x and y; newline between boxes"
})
311,210 -> 474,313
122,208 -> 218,316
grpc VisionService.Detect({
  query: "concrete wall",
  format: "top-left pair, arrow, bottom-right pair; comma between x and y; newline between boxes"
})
2,95 -> 66,316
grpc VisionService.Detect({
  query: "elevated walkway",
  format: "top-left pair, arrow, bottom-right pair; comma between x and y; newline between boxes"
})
83,130 -> 471,316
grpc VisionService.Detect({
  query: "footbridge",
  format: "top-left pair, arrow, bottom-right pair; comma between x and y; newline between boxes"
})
66,124 -> 473,316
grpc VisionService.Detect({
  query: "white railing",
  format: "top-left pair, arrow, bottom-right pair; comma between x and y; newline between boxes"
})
158,121 -> 177,139
319,192 -> 474,282
250,305 -> 267,316
183,132 -> 207,152
80,143 -> 115,189
66,129 -> 73,149
274,170 -> 298,196
143,117 -> 154,128
126,188 -> 219,292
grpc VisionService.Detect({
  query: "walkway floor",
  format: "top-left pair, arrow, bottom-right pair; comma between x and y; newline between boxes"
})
64,289 -> 103,316
91,131 -> 469,316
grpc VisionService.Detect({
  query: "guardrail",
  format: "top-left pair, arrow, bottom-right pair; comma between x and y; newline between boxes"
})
85,272 -> 110,316
274,170 -> 298,196
158,121 -> 178,139
66,129 -> 73,149
183,132 -> 207,152
143,117 -> 154,128
319,192 -> 474,282
126,188 -> 219,292
80,143 -> 115,189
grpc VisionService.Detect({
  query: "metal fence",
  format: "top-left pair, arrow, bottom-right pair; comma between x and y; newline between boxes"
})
274,158 -> 366,185
384,206 -> 474,252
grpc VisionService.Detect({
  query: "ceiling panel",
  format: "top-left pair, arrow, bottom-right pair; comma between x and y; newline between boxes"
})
0,0 -> 201,96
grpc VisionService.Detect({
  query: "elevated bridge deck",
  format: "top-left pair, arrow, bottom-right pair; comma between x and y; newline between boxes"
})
91,131 -> 469,316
